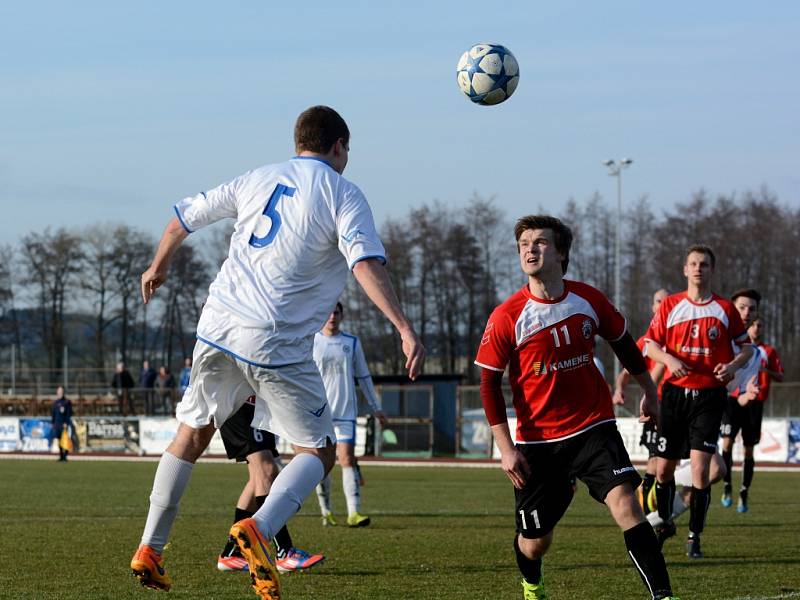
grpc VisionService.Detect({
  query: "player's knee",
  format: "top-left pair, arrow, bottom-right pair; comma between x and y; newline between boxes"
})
517,533 -> 550,559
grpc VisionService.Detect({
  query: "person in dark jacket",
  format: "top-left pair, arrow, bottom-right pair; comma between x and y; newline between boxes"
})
51,386 -> 73,461
111,362 -> 135,416
155,366 -> 176,414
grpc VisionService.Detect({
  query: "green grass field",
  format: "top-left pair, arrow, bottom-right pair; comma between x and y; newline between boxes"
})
0,459 -> 798,600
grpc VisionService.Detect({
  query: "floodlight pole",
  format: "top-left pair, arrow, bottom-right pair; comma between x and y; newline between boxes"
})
603,159 -> 633,383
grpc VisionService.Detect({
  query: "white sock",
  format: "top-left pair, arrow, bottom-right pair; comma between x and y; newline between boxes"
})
342,466 -> 360,515
316,473 -> 332,515
253,453 -> 324,539
672,493 -> 689,520
141,452 -> 194,553
674,462 -> 693,487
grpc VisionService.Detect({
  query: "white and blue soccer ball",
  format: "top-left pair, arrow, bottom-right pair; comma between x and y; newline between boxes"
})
456,43 -> 519,106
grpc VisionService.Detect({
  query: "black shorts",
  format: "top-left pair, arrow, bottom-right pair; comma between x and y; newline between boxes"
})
219,401 -> 278,462
720,396 -> 764,446
514,422 -> 641,539
639,420 -> 659,458
657,382 -> 726,459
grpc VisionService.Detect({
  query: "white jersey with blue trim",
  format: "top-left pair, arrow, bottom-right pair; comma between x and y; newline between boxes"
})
727,342 -> 766,395
313,331 -> 380,421
174,157 -> 386,367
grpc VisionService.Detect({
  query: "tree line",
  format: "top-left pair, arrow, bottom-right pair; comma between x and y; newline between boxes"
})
0,187 -> 797,384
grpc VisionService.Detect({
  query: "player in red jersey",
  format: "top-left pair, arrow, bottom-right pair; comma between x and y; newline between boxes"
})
644,245 -> 753,558
477,215 -> 675,600
720,313 -> 783,512
613,288 -> 668,509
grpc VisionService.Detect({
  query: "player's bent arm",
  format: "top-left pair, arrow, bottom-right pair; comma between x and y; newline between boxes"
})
352,258 -> 425,378
644,339 -> 689,377
141,218 -> 189,304
610,333 -> 659,420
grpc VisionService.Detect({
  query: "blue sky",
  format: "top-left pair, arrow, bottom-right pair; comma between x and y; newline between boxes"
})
1,1 -> 798,246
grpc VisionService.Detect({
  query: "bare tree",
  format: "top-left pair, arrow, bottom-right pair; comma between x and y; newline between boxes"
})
82,226 -> 118,378
19,228 -> 84,374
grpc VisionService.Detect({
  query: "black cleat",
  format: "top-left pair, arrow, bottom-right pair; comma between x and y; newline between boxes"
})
685,535 -> 703,559
655,519 -> 677,550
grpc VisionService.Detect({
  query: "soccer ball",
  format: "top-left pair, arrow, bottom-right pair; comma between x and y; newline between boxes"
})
456,43 -> 519,106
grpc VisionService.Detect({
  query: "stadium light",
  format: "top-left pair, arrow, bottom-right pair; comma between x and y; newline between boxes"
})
603,158 -> 634,383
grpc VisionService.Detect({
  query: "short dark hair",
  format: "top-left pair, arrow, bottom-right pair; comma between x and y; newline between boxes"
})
335,301 -> 344,313
514,215 -> 573,274
685,244 -> 716,268
294,106 -> 350,154
731,288 -> 761,306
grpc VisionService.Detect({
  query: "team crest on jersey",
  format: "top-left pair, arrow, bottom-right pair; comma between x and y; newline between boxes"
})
708,325 -> 719,341
581,319 -> 593,339
481,322 -> 494,346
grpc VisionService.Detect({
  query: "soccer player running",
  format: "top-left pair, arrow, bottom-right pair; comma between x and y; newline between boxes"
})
216,396 -> 324,574
313,301 -> 387,528
613,288 -> 669,510
130,106 -> 425,600
644,246 -> 753,559
720,301 -> 783,513
477,215 -> 676,600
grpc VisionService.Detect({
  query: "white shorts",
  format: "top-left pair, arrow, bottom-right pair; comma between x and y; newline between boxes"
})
332,420 -> 356,444
176,341 -> 335,448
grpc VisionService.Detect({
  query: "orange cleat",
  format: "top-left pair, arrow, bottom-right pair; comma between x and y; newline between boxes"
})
131,545 -> 172,591
230,518 -> 281,599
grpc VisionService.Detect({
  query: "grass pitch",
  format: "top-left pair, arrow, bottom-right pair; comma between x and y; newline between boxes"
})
0,459 -> 798,600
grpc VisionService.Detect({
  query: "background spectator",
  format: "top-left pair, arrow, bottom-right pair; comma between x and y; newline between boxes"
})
179,357 -> 192,396
139,360 -> 157,414
111,362 -> 135,416
155,366 -> 176,415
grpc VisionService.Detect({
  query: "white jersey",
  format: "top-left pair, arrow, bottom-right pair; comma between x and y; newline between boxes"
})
175,157 -> 386,366
727,342 -> 766,395
313,331 -> 381,421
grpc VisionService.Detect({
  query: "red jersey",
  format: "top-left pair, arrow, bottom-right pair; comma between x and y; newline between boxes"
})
475,280 -> 625,443
636,335 -> 664,399
644,292 -> 748,390
756,343 -> 782,402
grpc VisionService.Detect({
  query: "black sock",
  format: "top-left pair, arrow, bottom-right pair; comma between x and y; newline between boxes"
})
688,485 -> 710,535
624,521 -> 673,599
513,535 -> 542,585
722,450 -> 733,486
655,479 -> 675,522
274,527 -> 293,558
223,506 -> 255,555
254,494 -> 294,558
235,507 -> 254,523
742,458 -> 755,489
642,473 -> 656,507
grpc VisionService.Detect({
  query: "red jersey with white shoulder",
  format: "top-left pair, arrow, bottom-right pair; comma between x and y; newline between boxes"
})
756,343 -> 782,402
644,292 -> 748,390
475,280 -> 625,443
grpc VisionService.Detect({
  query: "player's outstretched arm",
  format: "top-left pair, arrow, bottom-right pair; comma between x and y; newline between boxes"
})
612,368 -> 631,405
141,218 -> 189,304
352,258 -> 425,379
609,333 -> 658,421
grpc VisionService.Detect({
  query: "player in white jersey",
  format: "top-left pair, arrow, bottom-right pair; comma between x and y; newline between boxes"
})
130,106 -> 425,600
313,302 -> 386,527
720,288 -> 769,512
